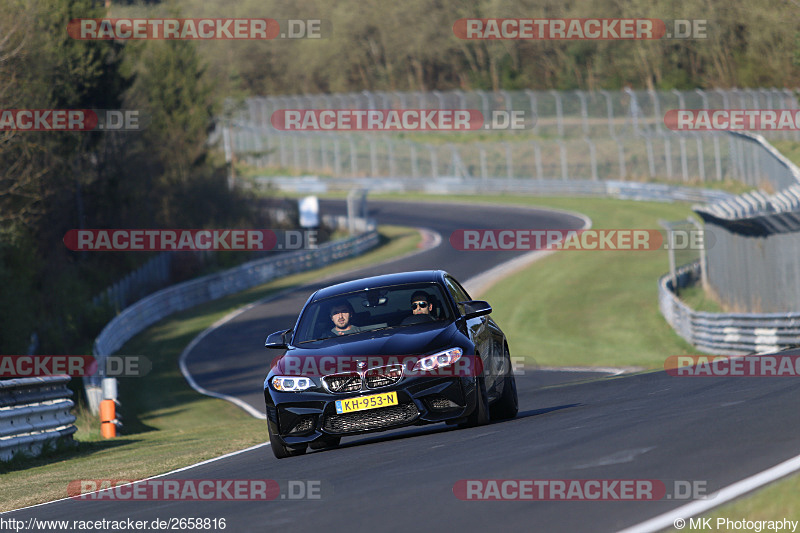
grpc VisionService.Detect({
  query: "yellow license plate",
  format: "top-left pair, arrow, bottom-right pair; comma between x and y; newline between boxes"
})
335,392 -> 398,414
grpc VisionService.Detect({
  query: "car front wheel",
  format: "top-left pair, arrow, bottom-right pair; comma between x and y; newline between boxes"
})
268,421 -> 307,459
459,375 -> 489,428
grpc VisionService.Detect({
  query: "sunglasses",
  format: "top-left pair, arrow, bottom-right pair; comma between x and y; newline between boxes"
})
411,301 -> 429,309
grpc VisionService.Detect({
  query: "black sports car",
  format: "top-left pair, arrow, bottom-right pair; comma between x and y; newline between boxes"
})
263,270 -> 518,458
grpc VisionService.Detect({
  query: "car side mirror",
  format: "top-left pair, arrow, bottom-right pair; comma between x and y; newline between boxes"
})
460,300 -> 492,319
265,329 -> 292,349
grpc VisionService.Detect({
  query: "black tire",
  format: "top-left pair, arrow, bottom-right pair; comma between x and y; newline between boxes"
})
459,376 -> 490,428
309,435 -> 341,450
490,348 -> 518,420
268,422 -> 307,459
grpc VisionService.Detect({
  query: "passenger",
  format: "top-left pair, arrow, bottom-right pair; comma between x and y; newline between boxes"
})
329,302 -> 363,336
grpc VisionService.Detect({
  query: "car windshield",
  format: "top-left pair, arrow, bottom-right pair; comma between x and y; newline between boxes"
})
294,283 -> 453,343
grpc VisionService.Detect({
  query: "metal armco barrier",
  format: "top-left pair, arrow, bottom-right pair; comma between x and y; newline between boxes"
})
0,377 -> 77,461
659,262 -> 800,355
87,221 -> 379,415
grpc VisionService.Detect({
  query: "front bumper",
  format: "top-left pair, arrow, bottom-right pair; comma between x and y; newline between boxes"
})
265,376 -> 477,447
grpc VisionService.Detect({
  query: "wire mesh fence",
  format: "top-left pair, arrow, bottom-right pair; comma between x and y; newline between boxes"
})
223,88 -> 800,191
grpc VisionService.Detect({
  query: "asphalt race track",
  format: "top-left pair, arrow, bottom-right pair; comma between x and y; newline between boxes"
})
6,200 -> 800,532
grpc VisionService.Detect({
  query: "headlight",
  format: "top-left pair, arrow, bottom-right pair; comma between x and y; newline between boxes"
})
413,348 -> 463,372
271,376 -> 313,392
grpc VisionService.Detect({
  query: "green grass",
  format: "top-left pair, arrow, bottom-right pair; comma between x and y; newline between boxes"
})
770,140 -> 800,168
0,225 -> 421,512
678,284 -> 726,313
701,475 -> 800,530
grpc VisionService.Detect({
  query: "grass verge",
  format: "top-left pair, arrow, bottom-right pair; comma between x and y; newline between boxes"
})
0,225 -> 421,512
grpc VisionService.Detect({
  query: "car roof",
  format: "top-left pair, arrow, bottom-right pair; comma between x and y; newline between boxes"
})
311,270 -> 448,302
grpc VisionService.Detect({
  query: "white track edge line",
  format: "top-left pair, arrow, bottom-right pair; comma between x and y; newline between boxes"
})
617,453 -> 800,533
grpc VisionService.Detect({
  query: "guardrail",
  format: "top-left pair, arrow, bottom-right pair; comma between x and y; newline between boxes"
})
255,176 -> 736,204
87,221 -> 379,414
0,377 -> 77,461
658,262 -> 800,355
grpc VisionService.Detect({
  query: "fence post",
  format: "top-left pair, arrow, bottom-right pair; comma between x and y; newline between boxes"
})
525,89 -> 539,135
695,134 -> 706,183
689,217 -> 708,290
599,89 -> 615,137
349,135 -> 358,176
292,135 -> 300,169
695,88 -> 708,110
664,133 -> 673,179
504,142 -> 513,181
585,137 -> 598,180
576,90 -> 589,135
645,135 -> 656,178
305,134 -> 314,171
679,135 -> 689,182
429,145 -> 438,178
649,89 -> 661,134
431,90 -> 443,110
558,140 -> 568,180
334,137 -> 342,175
549,90 -> 564,137
410,143 -> 419,178
475,90 -> 489,119
369,138 -> 377,176
387,139 -> 396,177
533,141 -> 543,180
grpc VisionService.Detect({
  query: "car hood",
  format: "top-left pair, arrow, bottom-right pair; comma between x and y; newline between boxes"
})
271,322 -> 462,375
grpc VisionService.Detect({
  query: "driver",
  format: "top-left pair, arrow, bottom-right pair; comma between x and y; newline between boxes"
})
329,302 -> 363,336
401,291 -> 435,324
410,291 -> 434,316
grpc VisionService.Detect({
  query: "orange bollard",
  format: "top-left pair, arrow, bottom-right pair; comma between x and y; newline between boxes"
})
100,399 -> 116,438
